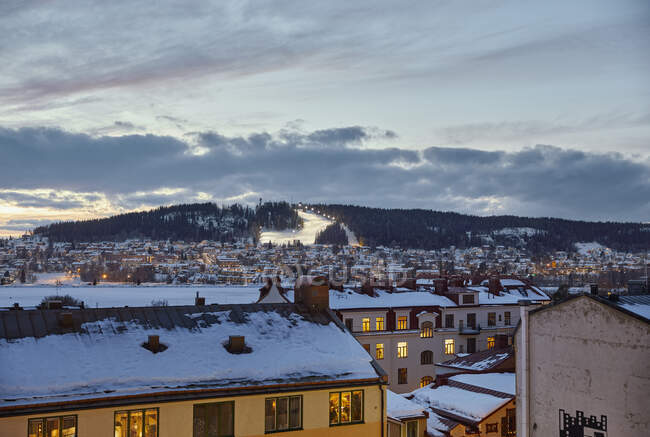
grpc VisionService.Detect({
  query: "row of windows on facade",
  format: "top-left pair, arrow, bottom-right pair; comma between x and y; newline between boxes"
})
351,311 -> 512,334
364,336 -> 499,362
27,391 -> 364,437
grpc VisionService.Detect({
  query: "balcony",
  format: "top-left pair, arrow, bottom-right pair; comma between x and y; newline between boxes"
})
458,321 -> 481,335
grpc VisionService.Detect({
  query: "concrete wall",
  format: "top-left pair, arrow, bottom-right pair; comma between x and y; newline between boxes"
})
516,296 -> 650,436
1,384 -> 385,437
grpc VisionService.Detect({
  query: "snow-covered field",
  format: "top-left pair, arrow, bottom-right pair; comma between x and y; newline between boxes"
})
1,285 -> 261,308
260,210 -> 332,245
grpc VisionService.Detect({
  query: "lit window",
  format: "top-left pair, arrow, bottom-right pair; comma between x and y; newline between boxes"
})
376,343 -> 384,360
193,402 -> 233,437
265,396 -> 302,432
329,391 -> 363,425
488,312 -> 496,326
115,409 -> 157,437
29,416 -> 77,437
398,368 -> 408,384
362,318 -> 370,332
376,317 -> 385,331
486,423 -> 498,433
397,341 -> 408,358
397,316 -> 408,330
419,376 -> 433,388
421,350 -> 433,364
444,339 -> 455,355
504,312 -> 511,326
420,321 -> 433,338
487,337 -> 495,349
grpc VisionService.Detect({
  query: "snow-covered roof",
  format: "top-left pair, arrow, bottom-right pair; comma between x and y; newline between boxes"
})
386,390 -> 427,420
616,295 -> 650,321
0,304 -> 381,409
330,289 -> 456,310
436,347 -> 513,371
469,286 -> 550,305
449,373 -> 515,395
408,376 -> 513,423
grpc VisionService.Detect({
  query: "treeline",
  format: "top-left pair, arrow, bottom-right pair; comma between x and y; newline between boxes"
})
308,204 -> 650,253
34,202 -> 302,242
315,223 -> 349,245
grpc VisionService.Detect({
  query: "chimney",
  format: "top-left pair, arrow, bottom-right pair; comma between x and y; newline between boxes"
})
590,283 -> 599,296
195,291 -> 205,306
295,276 -> 329,310
228,335 -> 246,353
148,335 -> 160,352
488,277 -> 501,295
48,300 -> 63,310
59,312 -> 73,328
10,303 -> 23,311
434,374 -> 449,388
434,278 -> 448,295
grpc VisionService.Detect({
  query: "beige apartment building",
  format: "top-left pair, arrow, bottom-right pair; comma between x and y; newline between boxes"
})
516,293 -> 650,437
331,277 -> 549,392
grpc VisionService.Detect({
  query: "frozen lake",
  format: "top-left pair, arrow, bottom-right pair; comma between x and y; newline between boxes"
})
0,285 -> 261,308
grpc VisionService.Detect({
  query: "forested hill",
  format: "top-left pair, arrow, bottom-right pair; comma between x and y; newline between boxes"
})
308,204 -> 650,253
34,202 -> 302,242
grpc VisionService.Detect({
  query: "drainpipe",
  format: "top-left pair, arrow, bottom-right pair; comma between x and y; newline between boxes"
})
380,384 -> 385,437
519,300 -> 531,437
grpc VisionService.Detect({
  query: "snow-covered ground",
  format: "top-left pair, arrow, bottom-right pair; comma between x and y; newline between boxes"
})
260,210 -> 332,245
341,222 -> 360,246
0,285 -> 261,308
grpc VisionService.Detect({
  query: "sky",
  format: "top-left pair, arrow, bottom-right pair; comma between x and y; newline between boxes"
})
1,0 -> 649,236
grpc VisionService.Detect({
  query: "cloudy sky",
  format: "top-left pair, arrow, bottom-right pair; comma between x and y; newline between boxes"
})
1,0 -> 649,235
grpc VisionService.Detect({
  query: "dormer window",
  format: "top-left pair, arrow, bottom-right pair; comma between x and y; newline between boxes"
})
462,294 -> 474,304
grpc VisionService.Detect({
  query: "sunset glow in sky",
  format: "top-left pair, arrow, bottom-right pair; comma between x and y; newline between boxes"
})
1,0 -> 649,235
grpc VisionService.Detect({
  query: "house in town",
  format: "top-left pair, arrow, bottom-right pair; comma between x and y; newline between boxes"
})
386,390 -> 428,437
0,281 -> 387,437
405,372 -> 516,437
515,293 -> 650,437
330,276 -> 549,392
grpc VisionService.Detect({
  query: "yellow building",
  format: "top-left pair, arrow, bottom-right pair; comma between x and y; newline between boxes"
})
0,296 -> 387,436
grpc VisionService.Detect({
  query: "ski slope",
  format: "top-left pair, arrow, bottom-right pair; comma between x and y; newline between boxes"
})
260,210 -> 332,245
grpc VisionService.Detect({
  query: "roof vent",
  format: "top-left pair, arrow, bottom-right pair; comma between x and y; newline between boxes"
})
59,312 -> 73,328
225,335 -> 251,354
142,334 -> 167,353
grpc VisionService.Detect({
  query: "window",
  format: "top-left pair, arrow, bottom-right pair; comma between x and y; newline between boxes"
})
397,341 -> 408,358
419,376 -> 433,388
444,339 -> 454,355
345,319 -> 353,331
488,312 -> 496,326
376,343 -> 384,360
462,294 -> 474,304
376,317 -> 385,331
420,321 -> 433,338
406,420 -> 418,437
114,409 -> 158,437
467,313 -> 476,329
445,314 -> 454,328
398,368 -> 408,384
397,316 -> 408,330
265,396 -> 302,433
362,317 -> 370,332
486,422 -> 498,433
329,391 -> 363,425
504,312 -> 511,326
193,402 -> 234,437
28,416 -> 77,437
421,350 -> 433,365
487,337 -> 495,349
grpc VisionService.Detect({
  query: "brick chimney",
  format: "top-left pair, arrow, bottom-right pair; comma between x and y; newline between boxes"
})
295,275 -> 329,310
195,291 -> 205,306
228,335 -> 246,353
495,334 -> 509,349
434,278 -> 448,295
488,277 -> 501,295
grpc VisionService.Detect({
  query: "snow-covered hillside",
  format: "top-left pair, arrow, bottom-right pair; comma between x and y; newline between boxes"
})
260,210 -> 332,245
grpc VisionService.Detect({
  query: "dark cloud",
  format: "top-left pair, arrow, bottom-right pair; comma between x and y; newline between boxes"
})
0,125 -> 648,222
